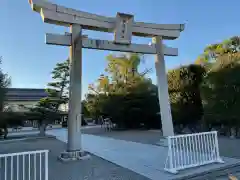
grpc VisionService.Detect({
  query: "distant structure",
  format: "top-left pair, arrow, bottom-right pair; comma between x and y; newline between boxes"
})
6,88 -> 47,101
4,88 -> 68,112
4,88 -> 47,111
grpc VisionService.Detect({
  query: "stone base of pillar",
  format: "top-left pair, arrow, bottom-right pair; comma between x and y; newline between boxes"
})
155,137 -> 168,147
59,150 -> 91,162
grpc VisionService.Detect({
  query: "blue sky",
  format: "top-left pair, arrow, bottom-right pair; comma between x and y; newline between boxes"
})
0,0 -> 239,97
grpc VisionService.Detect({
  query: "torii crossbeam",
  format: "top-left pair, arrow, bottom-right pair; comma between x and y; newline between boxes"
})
28,0 -> 185,161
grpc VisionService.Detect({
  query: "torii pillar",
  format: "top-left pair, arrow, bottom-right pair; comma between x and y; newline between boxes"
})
28,0 -> 184,161
153,36 -> 174,146
67,25 -> 83,152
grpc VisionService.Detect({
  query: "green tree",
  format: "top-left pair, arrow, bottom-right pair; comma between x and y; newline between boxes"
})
86,53 -> 159,129
82,100 -> 90,117
27,97 -> 62,136
201,52 -> 240,134
105,53 -> 151,91
168,64 -> 205,130
106,53 -> 142,82
47,59 -> 70,110
0,57 -> 11,138
195,36 -> 240,135
195,36 -> 240,65
0,57 -> 11,111
23,59 -> 70,136
39,59 -> 70,134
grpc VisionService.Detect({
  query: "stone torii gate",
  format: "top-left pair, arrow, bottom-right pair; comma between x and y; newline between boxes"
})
28,0 -> 184,161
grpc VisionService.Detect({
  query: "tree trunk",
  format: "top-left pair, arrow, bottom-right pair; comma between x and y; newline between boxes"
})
236,127 -> 240,138
3,127 -> 8,139
230,127 -> 236,138
39,123 -> 46,136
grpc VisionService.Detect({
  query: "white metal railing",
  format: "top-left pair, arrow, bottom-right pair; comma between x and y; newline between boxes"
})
164,131 -> 224,174
0,150 -> 49,180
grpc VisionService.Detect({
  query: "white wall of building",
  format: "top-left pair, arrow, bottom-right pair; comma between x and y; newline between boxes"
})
4,101 -> 38,112
4,101 -> 69,113
59,103 -> 68,112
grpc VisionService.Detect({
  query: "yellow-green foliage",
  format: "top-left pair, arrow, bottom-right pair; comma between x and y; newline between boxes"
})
167,64 -> 205,125
201,53 -> 240,125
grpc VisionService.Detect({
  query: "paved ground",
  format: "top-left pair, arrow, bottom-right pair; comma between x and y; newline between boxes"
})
5,127 -> 240,179
9,125 -> 240,159
82,127 -> 240,179
82,127 -> 240,159
83,128 -> 161,145
8,126 -> 240,159
47,129 -> 240,180
0,138 -> 150,180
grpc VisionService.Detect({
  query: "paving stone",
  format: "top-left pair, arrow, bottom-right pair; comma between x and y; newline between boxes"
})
0,138 -> 150,180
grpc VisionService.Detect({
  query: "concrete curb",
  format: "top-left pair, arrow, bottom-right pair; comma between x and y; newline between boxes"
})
148,129 -> 162,133
8,127 -> 62,134
172,161 -> 240,180
0,135 -> 56,144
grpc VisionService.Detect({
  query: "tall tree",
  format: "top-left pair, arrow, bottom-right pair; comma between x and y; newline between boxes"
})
24,59 -> 70,136
168,64 -> 205,129
47,59 -> 70,110
201,52 -> 240,134
86,53 -> 159,129
195,36 -> 240,135
0,57 -> 11,138
195,36 -> 240,65
27,97 -> 62,136
0,57 -> 11,111
89,53 -> 151,95
105,53 -> 150,84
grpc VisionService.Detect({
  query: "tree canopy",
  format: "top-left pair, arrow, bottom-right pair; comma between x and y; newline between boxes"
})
85,53 -> 160,129
0,57 -> 11,138
84,36 -> 240,135
2,35 -> 240,137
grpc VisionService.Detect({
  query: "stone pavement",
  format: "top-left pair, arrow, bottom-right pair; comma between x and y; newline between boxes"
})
47,129 -> 240,180
6,127 -> 240,179
0,138 -> 150,180
82,127 -> 240,159
83,128 -> 162,145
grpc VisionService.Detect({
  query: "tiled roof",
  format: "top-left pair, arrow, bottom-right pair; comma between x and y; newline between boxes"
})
5,88 -> 48,101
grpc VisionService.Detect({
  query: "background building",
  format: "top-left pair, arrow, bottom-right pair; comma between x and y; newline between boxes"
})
4,88 -> 69,112
4,88 -> 47,112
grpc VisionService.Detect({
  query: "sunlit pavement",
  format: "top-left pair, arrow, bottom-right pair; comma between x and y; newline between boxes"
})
7,125 -> 102,137
5,127 -> 240,179
46,128 -> 240,180
0,137 -> 150,180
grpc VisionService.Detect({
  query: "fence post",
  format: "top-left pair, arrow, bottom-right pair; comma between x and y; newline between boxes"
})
214,131 -> 224,163
0,150 -> 49,180
168,136 -> 178,174
45,151 -> 49,180
164,131 -> 224,174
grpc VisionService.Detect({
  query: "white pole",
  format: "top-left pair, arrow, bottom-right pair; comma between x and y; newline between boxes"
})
45,152 -> 48,180
67,24 -> 82,151
153,36 -> 174,137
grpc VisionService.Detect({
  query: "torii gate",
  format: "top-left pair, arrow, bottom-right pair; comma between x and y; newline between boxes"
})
28,0 -> 184,161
